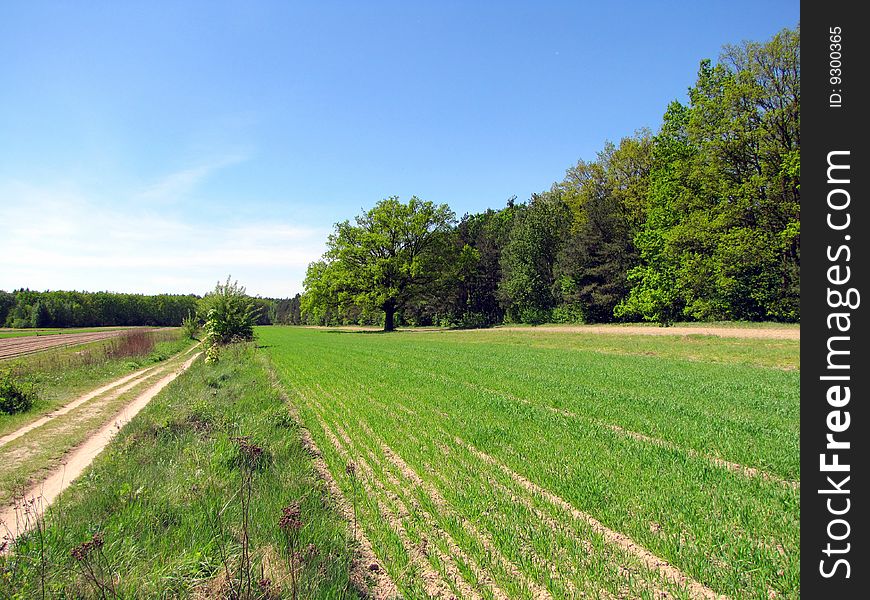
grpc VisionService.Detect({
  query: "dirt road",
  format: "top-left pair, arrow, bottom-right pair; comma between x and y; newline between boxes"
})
491,324 -> 800,340
0,349 -> 201,543
0,328 -> 155,360
315,324 -> 800,340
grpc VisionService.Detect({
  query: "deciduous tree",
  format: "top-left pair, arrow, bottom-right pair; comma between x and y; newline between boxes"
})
307,197 -> 456,331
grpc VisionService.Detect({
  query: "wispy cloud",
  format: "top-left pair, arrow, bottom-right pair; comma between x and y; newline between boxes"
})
0,179 -> 326,296
135,152 -> 250,202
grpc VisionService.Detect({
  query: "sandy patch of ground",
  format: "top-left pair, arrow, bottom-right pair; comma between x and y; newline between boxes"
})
490,325 -> 799,340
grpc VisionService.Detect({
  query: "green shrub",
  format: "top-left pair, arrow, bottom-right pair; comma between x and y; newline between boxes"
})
181,310 -> 199,340
200,277 -> 259,362
551,304 -> 585,324
0,371 -> 36,415
456,312 -> 492,330
519,307 -> 552,325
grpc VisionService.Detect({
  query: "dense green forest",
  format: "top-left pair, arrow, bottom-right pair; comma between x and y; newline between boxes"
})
0,289 -> 306,329
303,26 -> 799,329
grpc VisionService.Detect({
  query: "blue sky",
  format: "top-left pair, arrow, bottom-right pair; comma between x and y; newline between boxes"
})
0,1 -> 799,297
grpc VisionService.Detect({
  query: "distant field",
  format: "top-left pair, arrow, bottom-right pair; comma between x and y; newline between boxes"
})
262,326 -> 800,598
0,326 -> 129,339
0,327 -> 170,360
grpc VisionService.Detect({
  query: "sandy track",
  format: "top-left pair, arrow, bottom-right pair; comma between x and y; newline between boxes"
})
488,325 -> 799,340
0,352 -> 201,542
0,328 -> 158,360
307,324 -> 799,340
0,364 -> 162,448
0,343 -> 200,449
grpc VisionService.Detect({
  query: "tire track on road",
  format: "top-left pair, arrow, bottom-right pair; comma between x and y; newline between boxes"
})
1,352 -> 201,543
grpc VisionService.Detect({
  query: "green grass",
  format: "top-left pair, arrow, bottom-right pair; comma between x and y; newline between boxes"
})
0,336 -> 195,438
4,345 -> 359,598
261,326 -> 800,598
452,327 -> 799,370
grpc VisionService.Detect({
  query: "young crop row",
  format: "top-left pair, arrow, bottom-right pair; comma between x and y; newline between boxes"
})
262,327 -> 800,598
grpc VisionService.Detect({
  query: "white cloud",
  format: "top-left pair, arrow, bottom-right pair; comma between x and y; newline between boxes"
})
0,180 -> 327,297
135,152 -> 250,203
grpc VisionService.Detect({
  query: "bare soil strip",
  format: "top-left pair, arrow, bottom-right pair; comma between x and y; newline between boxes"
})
315,415 -> 456,600
453,436 -> 727,600
0,352 -> 201,542
266,367 -> 399,600
0,328 -> 158,361
489,325 -> 799,340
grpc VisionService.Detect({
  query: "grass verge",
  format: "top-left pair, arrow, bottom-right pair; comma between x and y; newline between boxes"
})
2,344 -> 359,598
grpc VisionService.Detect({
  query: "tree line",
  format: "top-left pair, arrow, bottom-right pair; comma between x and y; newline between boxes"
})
302,26 -> 800,329
0,289 -> 307,329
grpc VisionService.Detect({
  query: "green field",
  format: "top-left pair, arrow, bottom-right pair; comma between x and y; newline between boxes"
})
5,327 -> 799,598
262,326 -> 800,598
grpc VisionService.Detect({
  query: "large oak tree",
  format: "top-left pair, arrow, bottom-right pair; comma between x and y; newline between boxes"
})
306,196 -> 455,331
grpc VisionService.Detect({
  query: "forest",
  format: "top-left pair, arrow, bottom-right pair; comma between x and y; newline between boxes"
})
0,289 -> 305,329
303,26 -> 800,329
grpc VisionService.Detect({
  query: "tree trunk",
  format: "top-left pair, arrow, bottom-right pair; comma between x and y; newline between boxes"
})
383,300 -> 397,332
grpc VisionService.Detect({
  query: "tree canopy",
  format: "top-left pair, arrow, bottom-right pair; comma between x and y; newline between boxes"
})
305,196 -> 456,331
